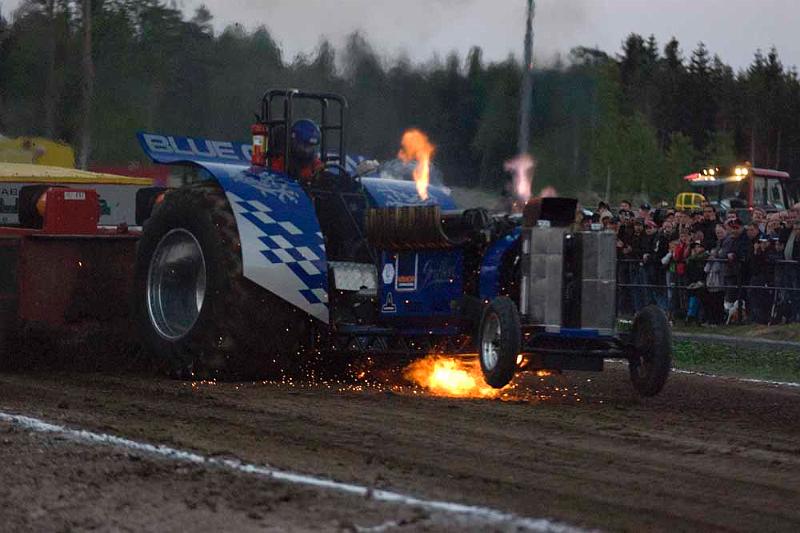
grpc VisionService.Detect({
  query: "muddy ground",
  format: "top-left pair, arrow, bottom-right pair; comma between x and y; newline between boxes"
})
1,364 -> 799,532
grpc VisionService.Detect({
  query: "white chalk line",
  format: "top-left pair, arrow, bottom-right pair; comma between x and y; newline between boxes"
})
671,369 -> 800,389
0,411 -> 585,533
608,359 -> 800,389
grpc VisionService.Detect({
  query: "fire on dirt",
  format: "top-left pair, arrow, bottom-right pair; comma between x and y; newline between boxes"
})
402,355 -> 572,401
190,355 -> 582,404
403,355 -> 508,398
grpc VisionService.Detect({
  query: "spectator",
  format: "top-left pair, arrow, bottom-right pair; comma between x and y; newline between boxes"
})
752,208 -> 767,233
624,218 -> 649,311
597,201 -> 611,218
661,239 -> 680,316
702,224 -> 728,325
696,205 -> 719,248
674,229 -> 692,317
618,209 -> 635,244
721,218 -> 749,317
783,220 -> 800,322
749,236 -> 775,324
685,241 -> 709,325
660,220 -> 676,242
619,199 -> 632,212
643,219 -> 666,309
766,217 -> 782,240
639,203 -> 652,221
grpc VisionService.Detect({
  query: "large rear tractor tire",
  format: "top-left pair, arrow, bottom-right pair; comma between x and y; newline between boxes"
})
134,181 -> 309,380
478,296 -> 522,389
628,305 -> 672,397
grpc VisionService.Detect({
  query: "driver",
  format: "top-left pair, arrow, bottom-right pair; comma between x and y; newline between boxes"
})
289,118 -> 324,182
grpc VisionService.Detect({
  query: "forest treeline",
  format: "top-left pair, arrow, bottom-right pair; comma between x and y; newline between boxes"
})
1,1 -> 799,201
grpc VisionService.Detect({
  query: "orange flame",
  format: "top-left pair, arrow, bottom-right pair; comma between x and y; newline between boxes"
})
398,129 -> 435,201
403,355 -> 507,398
539,186 -> 558,198
504,153 -> 535,206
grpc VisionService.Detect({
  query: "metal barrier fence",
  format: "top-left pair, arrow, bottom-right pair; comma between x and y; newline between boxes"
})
616,257 -> 800,325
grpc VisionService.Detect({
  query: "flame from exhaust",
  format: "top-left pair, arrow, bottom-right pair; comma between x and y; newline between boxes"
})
539,186 -> 558,198
504,153 -> 535,206
403,355 -> 506,398
398,129 -> 435,201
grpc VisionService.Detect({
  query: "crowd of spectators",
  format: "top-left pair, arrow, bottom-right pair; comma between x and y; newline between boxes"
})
579,200 -> 800,325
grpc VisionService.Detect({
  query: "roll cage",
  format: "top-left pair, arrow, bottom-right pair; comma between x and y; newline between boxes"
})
259,89 -> 348,176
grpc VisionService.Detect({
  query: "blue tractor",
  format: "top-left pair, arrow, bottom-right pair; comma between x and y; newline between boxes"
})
135,89 -> 672,396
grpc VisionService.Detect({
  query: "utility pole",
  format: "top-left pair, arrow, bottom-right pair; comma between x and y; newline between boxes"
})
517,0 -> 535,155
78,0 -> 94,169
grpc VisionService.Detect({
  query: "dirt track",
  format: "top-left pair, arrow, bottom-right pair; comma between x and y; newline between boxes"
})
1,364 -> 800,532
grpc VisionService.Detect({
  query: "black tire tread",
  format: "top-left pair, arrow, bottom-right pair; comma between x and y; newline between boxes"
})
478,296 -> 522,389
629,305 -> 672,397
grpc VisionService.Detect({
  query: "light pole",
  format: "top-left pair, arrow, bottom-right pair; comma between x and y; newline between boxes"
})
518,0 -> 535,155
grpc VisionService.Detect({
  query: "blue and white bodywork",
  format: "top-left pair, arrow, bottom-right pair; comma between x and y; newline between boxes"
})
138,132 -> 460,324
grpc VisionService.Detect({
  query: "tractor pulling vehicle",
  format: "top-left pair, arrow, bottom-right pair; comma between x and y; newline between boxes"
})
2,89 -> 673,396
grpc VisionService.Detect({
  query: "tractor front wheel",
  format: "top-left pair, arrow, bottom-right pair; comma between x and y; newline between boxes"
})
628,305 -> 672,397
478,296 -> 522,389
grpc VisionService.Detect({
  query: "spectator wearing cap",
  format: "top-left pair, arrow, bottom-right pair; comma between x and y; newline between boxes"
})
639,203 -> 652,221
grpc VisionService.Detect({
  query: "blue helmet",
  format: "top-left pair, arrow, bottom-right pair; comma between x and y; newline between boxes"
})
290,119 -> 321,164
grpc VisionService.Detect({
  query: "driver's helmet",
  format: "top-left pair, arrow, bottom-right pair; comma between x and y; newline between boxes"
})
290,119 -> 321,164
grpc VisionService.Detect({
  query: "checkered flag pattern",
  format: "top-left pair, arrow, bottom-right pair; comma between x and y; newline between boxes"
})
228,192 -> 328,306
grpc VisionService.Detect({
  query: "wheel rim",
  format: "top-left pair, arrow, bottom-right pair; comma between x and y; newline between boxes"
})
481,312 -> 502,371
147,228 -> 207,341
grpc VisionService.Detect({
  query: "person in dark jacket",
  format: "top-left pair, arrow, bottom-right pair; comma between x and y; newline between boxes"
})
694,205 -> 719,249
783,220 -> 800,322
685,241 -> 709,325
624,218 -> 649,312
719,218 -> 750,319
748,236 -> 774,324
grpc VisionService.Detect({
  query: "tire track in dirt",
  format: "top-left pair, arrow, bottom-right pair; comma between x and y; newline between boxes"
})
1,365 -> 799,531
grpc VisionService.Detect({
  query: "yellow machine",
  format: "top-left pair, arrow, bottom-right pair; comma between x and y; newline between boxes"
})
0,162 -> 153,225
674,192 -> 705,211
0,135 -> 76,168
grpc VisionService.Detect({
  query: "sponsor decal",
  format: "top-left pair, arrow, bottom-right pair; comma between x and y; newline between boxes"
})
382,292 -> 397,313
395,253 -> 418,291
141,133 -> 252,162
382,263 -> 395,285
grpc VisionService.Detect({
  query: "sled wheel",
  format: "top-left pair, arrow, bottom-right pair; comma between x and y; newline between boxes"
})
134,181 -> 308,380
478,296 -> 522,389
629,305 -> 672,397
